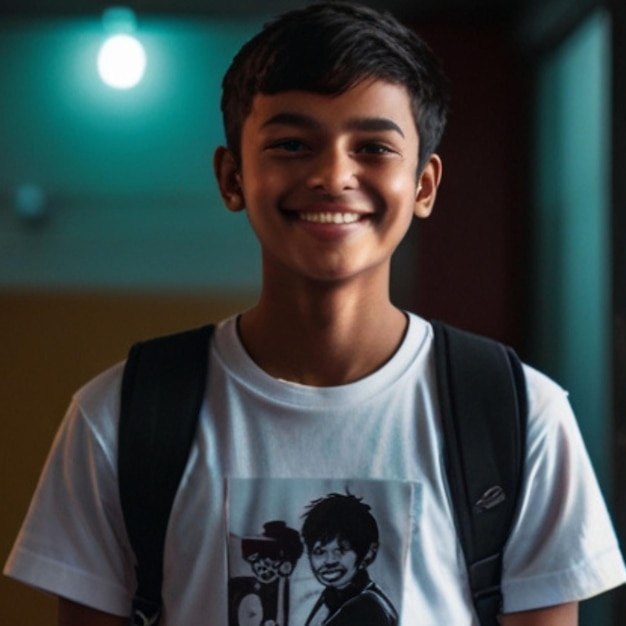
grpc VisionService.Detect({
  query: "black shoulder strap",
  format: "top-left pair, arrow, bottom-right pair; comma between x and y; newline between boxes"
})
118,324 -> 214,626
431,321 -> 527,626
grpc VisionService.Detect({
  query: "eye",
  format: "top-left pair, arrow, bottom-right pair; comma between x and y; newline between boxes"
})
357,142 -> 398,156
338,540 -> 354,554
266,138 -> 310,153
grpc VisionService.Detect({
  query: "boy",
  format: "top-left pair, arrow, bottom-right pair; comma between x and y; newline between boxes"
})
4,2 -> 626,625
301,493 -> 397,625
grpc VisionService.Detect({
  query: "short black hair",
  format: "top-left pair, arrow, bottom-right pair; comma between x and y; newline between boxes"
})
301,493 -> 379,563
220,1 -> 449,172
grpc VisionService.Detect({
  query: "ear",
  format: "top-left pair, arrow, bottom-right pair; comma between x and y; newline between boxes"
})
359,542 -> 379,569
213,145 -> 245,212
414,153 -> 443,219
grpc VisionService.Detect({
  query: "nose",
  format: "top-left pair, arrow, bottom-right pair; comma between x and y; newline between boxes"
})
306,147 -> 357,195
323,550 -> 340,565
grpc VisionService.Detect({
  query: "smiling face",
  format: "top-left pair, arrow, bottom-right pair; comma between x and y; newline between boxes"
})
215,79 -> 441,288
309,537 -> 360,589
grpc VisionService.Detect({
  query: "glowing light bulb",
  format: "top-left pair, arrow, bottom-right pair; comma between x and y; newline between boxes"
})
98,34 -> 147,89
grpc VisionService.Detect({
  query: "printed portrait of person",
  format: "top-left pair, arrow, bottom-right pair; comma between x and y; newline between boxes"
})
301,493 -> 398,626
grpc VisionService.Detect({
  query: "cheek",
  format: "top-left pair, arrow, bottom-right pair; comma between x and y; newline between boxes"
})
388,172 -> 419,205
342,554 -> 358,570
368,165 -> 418,215
241,170 -> 290,215
242,154 -> 297,187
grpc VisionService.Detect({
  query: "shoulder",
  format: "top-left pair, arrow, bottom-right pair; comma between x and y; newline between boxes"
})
66,361 -> 125,460
74,361 -> 125,413
520,363 -> 584,455
336,584 -> 397,624
522,363 -> 570,416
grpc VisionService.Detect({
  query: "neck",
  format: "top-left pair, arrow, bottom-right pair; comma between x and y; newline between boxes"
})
238,274 -> 408,386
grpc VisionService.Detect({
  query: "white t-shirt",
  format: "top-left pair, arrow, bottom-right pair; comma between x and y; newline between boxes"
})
5,314 -> 626,625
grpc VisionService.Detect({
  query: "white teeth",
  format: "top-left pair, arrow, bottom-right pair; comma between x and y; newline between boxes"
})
299,212 -> 361,224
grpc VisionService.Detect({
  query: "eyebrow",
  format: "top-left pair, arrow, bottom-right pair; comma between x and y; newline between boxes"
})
261,112 -> 405,137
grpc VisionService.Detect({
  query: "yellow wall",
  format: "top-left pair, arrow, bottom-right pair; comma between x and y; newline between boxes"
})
0,290 -> 254,624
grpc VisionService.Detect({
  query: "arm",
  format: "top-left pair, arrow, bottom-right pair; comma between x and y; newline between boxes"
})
499,602 -> 578,626
499,370 -> 625,619
58,598 -> 127,626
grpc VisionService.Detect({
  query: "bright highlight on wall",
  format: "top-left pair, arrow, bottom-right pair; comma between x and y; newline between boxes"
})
97,33 -> 147,89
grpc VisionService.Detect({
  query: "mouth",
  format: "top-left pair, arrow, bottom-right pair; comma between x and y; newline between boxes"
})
298,211 -> 362,225
318,567 -> 347,582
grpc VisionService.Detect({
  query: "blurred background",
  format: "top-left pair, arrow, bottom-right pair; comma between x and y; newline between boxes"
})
1,0 -> 624,623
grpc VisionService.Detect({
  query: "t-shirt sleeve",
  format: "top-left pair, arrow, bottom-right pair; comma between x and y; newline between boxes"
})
3,378 -> 134,617
501,366 -> 626,613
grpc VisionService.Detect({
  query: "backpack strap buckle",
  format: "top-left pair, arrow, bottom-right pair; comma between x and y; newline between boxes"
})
130,595 -> 162,625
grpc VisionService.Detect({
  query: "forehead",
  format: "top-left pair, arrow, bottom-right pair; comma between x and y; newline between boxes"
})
243,79 -> 418,141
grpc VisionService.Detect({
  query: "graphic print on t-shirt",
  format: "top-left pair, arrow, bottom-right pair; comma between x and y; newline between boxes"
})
226,478 -> 413,626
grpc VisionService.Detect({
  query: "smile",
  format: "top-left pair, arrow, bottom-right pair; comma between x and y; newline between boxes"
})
317,567 -> 347,581
298,212 -> 362,225
319,569 -> 346,584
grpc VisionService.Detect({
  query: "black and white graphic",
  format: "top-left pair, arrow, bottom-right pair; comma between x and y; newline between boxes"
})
300,493 -> 397,625
227,479 -> 414,625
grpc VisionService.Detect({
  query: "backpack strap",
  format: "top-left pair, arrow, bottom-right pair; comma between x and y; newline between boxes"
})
118,324 -> 214,626
431,321 -> 527,626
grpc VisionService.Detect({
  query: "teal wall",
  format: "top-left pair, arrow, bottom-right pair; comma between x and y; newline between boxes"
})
532,8 -> 611,487
0,16 -> 266,292
531,10 -> 612,622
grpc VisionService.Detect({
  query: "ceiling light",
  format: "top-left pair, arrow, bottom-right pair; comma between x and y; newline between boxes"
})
98,7 -> 146,90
